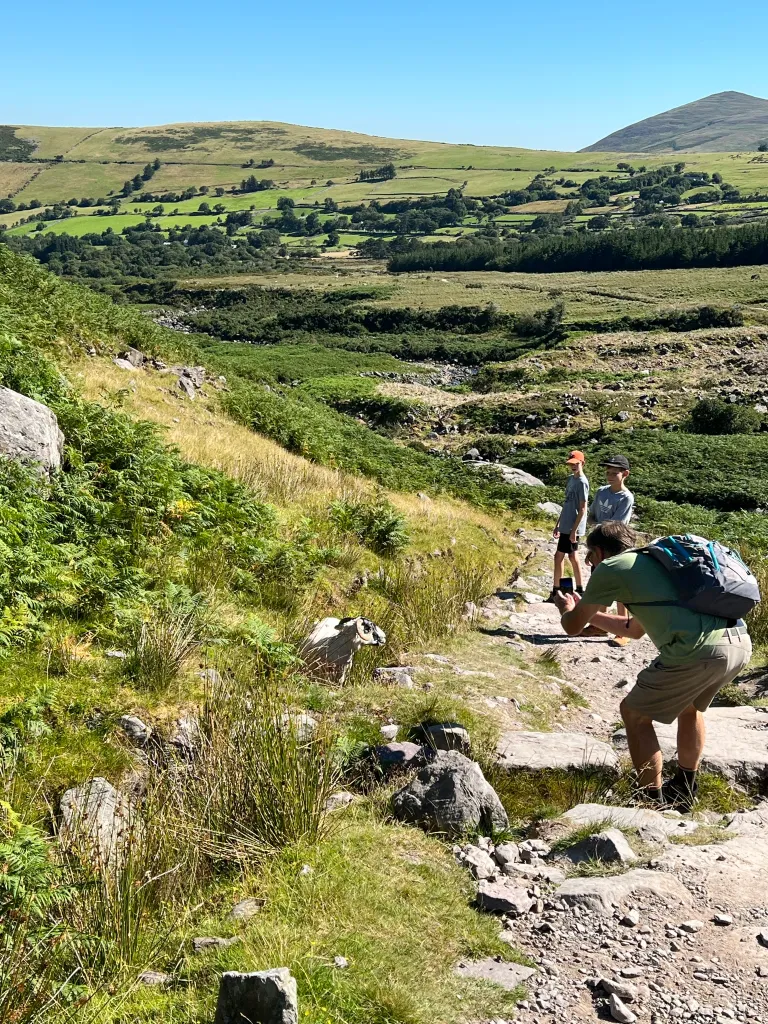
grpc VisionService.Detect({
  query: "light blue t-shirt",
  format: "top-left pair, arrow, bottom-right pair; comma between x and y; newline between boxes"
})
590,485 -> 634,525
558,473 -> 589,536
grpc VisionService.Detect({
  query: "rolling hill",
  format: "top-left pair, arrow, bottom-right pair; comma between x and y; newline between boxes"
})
582,91 -> 768,153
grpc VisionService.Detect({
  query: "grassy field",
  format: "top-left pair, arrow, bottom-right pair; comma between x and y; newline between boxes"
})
181,262 -> 768,321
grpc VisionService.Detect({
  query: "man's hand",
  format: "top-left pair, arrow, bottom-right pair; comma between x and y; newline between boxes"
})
554,590 -> 581,614
553,528 -> 560,540
569,530 -> 578,543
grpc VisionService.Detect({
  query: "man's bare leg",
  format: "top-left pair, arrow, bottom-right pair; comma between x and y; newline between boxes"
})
620,700 -> 663,791
676,704 -> 705,770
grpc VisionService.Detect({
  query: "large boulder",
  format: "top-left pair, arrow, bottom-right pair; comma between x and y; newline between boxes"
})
463,459 -> 545,488
392,750 -> 508,836
496,731 -> 619,772
613,706 -> 768,791
0,387 -> 64,475
59,777 -> 137,869
214,968 -> 298,1024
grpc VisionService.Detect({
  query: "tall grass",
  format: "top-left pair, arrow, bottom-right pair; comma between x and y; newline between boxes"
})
157,662 -> 340,865
373,552 -> 498,651
124,590 -> 207,691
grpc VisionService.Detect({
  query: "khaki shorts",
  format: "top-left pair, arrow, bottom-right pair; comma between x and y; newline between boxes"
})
623,632 -> 752,725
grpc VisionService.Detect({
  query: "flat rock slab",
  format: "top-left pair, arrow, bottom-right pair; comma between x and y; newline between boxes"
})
562,803 -> 700,839
497,731 -> 619,772
454,957 -> 536,991
556,868 -> 691,914
613,706 -> 768,790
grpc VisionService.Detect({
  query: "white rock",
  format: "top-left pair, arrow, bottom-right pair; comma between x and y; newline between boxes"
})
462,845 -> 497,880
609,993 -> 637,1023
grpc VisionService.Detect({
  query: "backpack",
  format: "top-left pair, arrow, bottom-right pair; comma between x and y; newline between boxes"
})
633,534 -> 760,621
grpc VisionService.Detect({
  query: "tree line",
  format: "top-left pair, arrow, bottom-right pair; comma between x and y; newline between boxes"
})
385,222 -> 768,273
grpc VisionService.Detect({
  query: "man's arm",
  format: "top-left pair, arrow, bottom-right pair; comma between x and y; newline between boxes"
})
555,593 -> 647,638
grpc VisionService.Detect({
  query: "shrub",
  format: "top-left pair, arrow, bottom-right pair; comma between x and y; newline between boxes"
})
687,397 -> 763,435
329,495 -> 409,555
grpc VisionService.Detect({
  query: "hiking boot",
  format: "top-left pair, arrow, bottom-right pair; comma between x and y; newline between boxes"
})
661,775 -> 699,813
545,589 -> 558,604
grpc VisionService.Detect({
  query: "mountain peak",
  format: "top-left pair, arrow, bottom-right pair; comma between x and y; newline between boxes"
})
582,91 -> 768,153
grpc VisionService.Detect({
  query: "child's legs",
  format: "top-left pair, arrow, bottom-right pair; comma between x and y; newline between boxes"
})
553,550 -> 565,587
567,549 -> 583,588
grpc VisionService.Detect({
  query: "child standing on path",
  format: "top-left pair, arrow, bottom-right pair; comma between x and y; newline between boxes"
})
547,450 -> 589,602
588,454 -> 635,645
589,454 -> 634,528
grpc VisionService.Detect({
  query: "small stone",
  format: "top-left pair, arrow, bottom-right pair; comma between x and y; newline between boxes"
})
757,931 -> 768,948
621,909 -> 641,927
138,970 -> 172,986
192,936 -> 240,954
373,667 -> 415,689
620,966 -> 644,978
229,898 -> 266,922
609,993 -> 637,1023
333,956 -> 348,969
680,920 -> 705,933
476,880 -> 534,916
118,714 -> 151,745
757,965 -> 768,977
380,724 -> 399,741
713,914 -> 733,926
560,829 -> 637,866
299,864 -> 313,876
324,791 -> 355,812
462,845 -> 497,880
519,838 -> 551,860
602,978 -> 638,1002
105,649 -> 127,659
493,842 -> 520,869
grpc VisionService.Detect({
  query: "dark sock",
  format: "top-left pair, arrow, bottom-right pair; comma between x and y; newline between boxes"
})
576,586 -> 584,594
643,786 -> 663,804
671,770 -> 696,790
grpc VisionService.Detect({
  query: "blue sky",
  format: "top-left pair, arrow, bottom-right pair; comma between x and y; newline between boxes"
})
5,0 -> 768,151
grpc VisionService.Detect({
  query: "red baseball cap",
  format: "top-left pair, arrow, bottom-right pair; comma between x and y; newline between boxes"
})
565,450 -> 585,465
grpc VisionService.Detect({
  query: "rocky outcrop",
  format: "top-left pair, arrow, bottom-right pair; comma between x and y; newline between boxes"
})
497,731 -> 619,772
0,387 -> 64,475
392,750 -> 508,836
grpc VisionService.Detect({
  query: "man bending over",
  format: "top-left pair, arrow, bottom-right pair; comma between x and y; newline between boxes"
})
555,522 -> 752,810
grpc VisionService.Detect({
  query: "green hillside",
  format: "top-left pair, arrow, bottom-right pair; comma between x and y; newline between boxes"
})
583,91 -> 768,153
4,118 -> 768,215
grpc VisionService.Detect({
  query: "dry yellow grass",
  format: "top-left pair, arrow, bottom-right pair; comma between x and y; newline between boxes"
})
73,358 -> 526,560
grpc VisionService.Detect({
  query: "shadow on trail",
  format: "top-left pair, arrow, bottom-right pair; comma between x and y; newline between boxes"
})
478,624 -> 603,647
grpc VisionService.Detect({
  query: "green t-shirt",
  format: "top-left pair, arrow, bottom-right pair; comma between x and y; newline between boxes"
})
582,551 -> 726,665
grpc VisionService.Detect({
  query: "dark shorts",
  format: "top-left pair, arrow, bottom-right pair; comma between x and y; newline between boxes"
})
557,534 -> 579,555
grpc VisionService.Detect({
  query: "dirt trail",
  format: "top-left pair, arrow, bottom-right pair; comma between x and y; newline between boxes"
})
458,531 -> 768,1024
